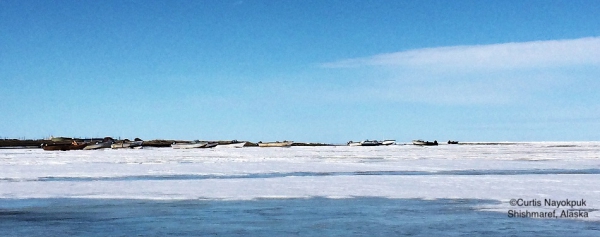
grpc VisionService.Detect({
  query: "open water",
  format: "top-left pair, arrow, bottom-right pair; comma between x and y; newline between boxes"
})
1,197 -> 599,236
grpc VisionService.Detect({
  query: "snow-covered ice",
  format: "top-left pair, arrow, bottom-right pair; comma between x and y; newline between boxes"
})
1,142 -> 599,220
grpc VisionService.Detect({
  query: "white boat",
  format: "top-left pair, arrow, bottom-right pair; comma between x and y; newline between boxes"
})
258,141 -> 293,147
171,141 -> 207,149
84,137 -> 115,150
111,140 -> 143,149
347,140 -> 382,146
412,140 -> 438,146
216,141 -> 246,148
381,140 -> 396,146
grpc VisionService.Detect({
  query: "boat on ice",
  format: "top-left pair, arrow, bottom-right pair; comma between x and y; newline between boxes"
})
360,140 -> 382,146
258,141 -> 293,147
203,142 -> 219,148
42,140 -> 88,151
381,140 -> 396,146
111,140 -> 143,149
216,140 -> 246,148
171,141 -> 207,149
412,140 -> 438,146
83,137 -> 115,150
447,140 -> 459,144
347,140 -> 383,146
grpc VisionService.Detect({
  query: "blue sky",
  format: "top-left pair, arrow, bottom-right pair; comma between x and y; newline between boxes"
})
1,0 -> 599,143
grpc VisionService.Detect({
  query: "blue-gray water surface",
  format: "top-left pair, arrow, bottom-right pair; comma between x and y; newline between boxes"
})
1,197 -> 598,237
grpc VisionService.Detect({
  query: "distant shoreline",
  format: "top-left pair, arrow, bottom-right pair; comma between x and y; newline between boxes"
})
1,138 -> 592,149
0,138 -> 334,148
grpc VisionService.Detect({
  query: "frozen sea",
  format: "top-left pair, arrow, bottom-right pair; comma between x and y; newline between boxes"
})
1,142 -> 599,236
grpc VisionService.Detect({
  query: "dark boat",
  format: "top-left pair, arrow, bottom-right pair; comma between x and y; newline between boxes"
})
42,141 -> 88,151
447,140 -> 459,144
360,140 -> 382,146
202,142 -> 219,148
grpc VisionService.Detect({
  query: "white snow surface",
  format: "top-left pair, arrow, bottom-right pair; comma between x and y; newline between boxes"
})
1,142 -> 599,219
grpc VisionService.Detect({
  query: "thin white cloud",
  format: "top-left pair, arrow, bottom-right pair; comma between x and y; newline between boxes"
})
314,37 -> 600,106
322,37 -> 600,70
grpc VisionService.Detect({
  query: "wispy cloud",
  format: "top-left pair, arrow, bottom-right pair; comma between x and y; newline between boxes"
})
322,37 -> 600,70
317,37 -> 600,106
